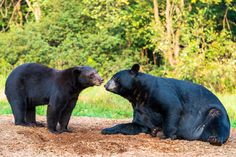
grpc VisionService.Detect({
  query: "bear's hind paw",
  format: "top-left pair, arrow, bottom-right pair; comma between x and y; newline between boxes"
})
207,136 -> 223,146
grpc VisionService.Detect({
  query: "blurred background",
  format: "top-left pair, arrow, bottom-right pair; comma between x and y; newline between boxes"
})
0,0 -> 235,126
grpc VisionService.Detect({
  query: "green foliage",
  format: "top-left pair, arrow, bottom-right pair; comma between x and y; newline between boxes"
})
167,5 -> 236,93
169,30 -> 236,93
0,0 -> 235,93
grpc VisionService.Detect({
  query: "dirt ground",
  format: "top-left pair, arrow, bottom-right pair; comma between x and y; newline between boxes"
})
0,115 -> 235,157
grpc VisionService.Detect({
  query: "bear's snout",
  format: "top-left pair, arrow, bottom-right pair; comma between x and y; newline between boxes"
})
93,74 -> 104,86
104,79 -> 117,92
98,77 -> 104,85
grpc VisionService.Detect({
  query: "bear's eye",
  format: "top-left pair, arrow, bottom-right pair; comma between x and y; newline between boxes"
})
112,76 -> 120,82
89,73 -> 95,78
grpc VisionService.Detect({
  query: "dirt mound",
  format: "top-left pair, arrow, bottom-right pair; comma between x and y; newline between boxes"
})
0,115 -> 235,157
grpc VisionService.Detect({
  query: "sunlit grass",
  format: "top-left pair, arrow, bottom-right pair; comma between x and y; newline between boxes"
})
0,101 -> 12,114
72,86 -> 132,118
217,94 -> 236,128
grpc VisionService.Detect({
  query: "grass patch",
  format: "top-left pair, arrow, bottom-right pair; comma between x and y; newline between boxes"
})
0,75 -> 6,89
217,94 -> 236,127
0,101 -> 12,114
34,87 -> 133,119
231,120 -> 236,128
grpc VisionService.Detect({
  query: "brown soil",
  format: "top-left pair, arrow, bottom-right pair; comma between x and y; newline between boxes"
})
0,115 -> 235,157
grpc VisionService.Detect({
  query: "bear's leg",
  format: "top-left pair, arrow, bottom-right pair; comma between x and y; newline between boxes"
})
10,100 -> 27,126
163,110 -> 181,140
59,98 -> 77,133
200,108 -> 230,146
25,106 -> 44,127
47,95 -> 66,133
101,123 -> 149,135
47,105 -> 63,133
133,107 -> 162,137
189,110 -> 217,140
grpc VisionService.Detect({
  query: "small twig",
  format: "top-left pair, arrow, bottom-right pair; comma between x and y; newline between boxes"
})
223,8 -> 229,30
0,0 -> 5,8
8,0 -> 21,27
228,20 -> 236,27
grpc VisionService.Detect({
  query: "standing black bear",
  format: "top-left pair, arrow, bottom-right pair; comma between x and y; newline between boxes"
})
5,63 -> 103,133
102,64 -> 230,146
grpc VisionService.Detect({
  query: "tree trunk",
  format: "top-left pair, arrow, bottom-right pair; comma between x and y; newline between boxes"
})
144,49 -> 149,64
152,0 -> 160,66
141,49 -> 144,60
180,0 -> 184,8
166,0 -> 171,43
165,0 -> 175,66
25,0 -> 41,22
173,1 -> 184,63
153,0 -> 160,24
174,29 -> 180,61
8,0 -> 22,26
153,52 -> 157,65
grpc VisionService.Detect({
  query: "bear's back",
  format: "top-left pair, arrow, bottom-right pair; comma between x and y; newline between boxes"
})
5,63 -> 55,100
139,73 -> 223,109
157,77 -> 225,112
7,63 -> 54,82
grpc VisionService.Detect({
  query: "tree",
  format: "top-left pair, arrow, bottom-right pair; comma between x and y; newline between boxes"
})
0,0 -> 41,31
0,0 -> 235,92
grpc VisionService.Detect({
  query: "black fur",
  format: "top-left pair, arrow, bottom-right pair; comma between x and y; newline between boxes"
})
103,64 -> 230,146
5,63 -> 103,133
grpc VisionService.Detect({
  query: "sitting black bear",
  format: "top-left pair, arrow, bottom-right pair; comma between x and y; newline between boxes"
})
5,63 -> 103,133
102,64 -> 230,146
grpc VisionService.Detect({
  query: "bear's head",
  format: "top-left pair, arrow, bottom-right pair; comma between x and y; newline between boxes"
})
73,66 -> 103,88
104,64 -> 140,97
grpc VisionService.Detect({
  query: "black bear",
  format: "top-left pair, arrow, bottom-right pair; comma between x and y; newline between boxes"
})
102,64 -> 230,146
5,63 -> 103,133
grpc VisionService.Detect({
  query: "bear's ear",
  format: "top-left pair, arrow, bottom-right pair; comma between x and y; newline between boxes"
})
130,64 -> 140,74
72,67 -> 82,77
72,67 -> 82,87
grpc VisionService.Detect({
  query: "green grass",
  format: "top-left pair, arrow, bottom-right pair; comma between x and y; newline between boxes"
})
217,94 -> 236,128
0,75 -> 236,127
33,86 -> 133,119
0,101 -> 12,114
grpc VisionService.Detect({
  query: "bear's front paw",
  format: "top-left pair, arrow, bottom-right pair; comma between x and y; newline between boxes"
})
48,128 -> 62,134
170,135 -> 177,140
101,128 -> 111,135
150,128 -> 161,137
101,128 -> 117,135
60,128 -> 73,133
28,122 -> 45,127
161,134 -> 177,140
